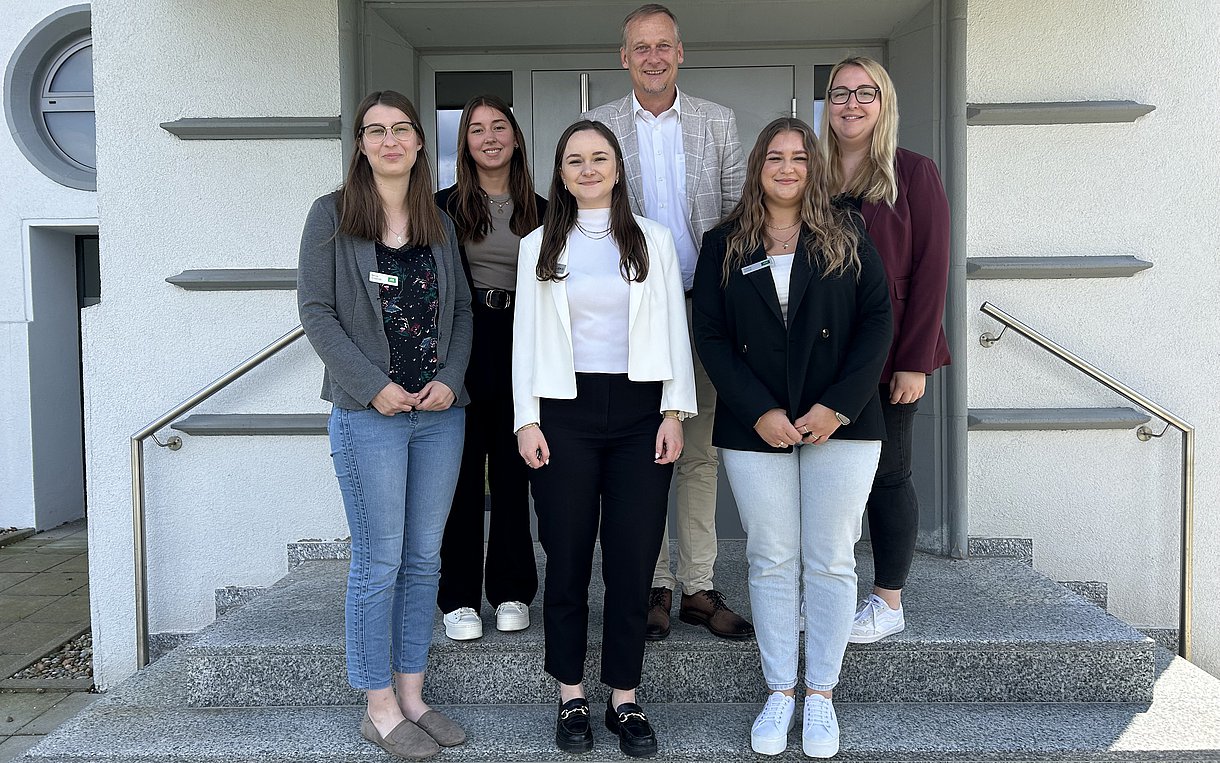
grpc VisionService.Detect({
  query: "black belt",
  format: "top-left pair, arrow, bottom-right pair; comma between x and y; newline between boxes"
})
685,288 -> 694,299
475,288 -> 513,309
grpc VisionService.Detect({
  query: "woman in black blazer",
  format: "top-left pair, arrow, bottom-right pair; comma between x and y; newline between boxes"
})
434,95 -> 546,642
692,118 -> 891,759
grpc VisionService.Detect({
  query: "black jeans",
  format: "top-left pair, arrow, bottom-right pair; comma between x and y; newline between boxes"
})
530,374 -> 672,690
865,383 -> 919,590
437,298 -> 537,612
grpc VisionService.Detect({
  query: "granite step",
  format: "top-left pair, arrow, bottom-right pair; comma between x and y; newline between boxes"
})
174,541 -> 1153,706
15,649 -> 1220,762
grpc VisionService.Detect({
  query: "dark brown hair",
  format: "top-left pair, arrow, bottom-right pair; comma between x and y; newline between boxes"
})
443,95 -> 540,243
721,118 -> 861,285
337,90 -> 446,246
536,121 -> 648,283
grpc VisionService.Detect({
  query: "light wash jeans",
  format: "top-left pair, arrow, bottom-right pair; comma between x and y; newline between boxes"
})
328,405 -> 465,690
722,439 -> 881,692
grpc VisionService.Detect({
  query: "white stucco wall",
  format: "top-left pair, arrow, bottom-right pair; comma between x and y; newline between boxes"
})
0,0 -> 98,529
966,0 -> 1220,673
88,0 -> 344,687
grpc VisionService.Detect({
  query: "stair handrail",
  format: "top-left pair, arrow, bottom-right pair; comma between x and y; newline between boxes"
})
978,301 -> 1195,660
129,324 -> 306,667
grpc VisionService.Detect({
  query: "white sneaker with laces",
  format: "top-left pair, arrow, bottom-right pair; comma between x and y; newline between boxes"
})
495,600 -> 530,632
751,691 -> 796,755
443,607 -> 483,640
848,593 -> 905,643
801,694 -> 839,758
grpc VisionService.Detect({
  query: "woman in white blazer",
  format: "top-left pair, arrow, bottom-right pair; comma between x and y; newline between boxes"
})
512,119 -> 695,758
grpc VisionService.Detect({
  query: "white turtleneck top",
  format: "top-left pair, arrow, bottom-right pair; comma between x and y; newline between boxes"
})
565,208 -> 630,374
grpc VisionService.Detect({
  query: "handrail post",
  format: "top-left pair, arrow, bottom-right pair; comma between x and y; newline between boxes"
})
1181,429 -> 1194,661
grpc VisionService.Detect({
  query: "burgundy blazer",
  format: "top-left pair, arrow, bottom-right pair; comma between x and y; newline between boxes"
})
859,147 -> 952,382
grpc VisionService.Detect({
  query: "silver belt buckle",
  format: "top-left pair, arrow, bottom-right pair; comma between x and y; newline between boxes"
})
484,289 -> 512,309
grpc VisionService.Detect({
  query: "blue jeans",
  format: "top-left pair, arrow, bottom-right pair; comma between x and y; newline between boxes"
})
722,440 -> 881,692
328,405 -> 465,690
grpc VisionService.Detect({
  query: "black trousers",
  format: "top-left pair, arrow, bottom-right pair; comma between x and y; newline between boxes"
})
437,298 -> 537,612
865,383 -> 920,590
530,374 -> 672,690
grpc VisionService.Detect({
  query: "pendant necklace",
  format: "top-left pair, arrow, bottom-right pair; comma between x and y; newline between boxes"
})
387,223 -> 407,247
486,193 -> 512,215
769,228 -> 800,250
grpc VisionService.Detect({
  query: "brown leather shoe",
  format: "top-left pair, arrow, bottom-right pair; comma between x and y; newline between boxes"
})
679,589 -> 755,640
645,587 -> 672,641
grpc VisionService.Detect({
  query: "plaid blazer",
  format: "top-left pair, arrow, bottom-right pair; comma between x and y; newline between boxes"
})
585,90 -> 745,246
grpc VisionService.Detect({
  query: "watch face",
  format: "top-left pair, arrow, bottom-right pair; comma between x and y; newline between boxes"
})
835,412 -> 851,426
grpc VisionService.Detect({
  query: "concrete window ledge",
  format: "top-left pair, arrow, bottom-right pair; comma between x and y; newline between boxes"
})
160,116 -> 340,140
967,407 -> 1151,431
171,413 -> 327,436
966,255 -> 1152,280
966,100 -> 1154,125
166,268 -> 297,291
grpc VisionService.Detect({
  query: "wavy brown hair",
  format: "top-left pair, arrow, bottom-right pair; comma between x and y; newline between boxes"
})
443,95 -> 540,243
821,56 -> 899,205
721,118 -> 860,285
338,90 -> 445,246
536,121 -> 648,283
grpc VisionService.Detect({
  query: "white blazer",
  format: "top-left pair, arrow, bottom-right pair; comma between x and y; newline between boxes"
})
512,215 -> 698,432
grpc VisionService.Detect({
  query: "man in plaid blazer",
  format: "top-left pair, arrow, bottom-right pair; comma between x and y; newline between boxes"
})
585,3 -> 752,642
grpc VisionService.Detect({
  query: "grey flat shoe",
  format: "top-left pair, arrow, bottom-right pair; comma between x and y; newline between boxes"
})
360,713 -> 440,760
416,709 -> 467,747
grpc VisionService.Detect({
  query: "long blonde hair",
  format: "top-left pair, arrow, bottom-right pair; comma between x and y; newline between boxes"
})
821,56 -> 899,205
721,118 -> 860,285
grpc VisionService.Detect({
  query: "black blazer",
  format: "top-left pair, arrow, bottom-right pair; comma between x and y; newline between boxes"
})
435,185 -> 547,292
692,219 -> 893,453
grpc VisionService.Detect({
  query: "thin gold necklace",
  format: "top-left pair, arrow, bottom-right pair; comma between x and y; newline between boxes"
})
768,228 -> 800,250
485,192 -> 512,215
765,219 -> 801,232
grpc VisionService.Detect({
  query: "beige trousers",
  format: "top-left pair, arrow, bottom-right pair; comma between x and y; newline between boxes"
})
652,298 -> 719,593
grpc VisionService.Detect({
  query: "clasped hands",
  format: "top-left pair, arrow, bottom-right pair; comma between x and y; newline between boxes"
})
754,404 -> 840,449
370,380 -> 455,416
517,417 -> 684,470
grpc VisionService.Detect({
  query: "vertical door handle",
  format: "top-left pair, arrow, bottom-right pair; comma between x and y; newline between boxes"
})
580,72 -> 590,113
791,98 -> 798,118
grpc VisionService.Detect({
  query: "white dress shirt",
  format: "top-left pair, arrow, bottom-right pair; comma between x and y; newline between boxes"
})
633,91 -> 699,291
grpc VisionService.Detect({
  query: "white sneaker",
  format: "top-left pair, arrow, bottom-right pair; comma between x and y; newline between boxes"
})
751,691 -> 796,755
801,694 -> 839,758
848,593 -> 905,643
443,607 -> 483,640
495,600 -> 529,632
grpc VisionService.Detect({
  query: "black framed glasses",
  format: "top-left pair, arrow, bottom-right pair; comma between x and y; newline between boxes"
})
828,86 -> 880,105
361,122 -> 415,143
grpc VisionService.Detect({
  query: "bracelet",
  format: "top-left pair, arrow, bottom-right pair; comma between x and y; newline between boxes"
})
663,410 -> 682,420
515,422 -> 539,434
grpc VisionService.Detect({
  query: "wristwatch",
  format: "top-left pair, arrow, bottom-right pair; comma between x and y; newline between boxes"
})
833,410 -> 851,426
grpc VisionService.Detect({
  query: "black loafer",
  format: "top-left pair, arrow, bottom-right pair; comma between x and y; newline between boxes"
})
605,699 -> 658,758
556,697 -> 593,753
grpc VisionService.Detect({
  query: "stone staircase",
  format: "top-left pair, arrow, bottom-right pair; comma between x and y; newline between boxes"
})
16,542 -> 1220,762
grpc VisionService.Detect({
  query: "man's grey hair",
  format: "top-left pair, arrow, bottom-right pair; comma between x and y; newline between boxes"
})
621,3 -> 681,49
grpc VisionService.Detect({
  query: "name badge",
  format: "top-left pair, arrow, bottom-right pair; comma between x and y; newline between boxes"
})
369,271 -> 399,286
555,263 -> 567,277
742,258 -> 772,276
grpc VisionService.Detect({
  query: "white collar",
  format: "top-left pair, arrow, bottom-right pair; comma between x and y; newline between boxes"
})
631,88 -> 682,122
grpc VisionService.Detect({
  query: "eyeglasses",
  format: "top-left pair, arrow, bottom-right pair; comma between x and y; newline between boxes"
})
361,122 -> 415,143
828,86 -> 880,105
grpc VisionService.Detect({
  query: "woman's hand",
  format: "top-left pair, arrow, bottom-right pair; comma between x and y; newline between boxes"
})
889,371 -> 926,404
794,404 -> 841,445
654,417 -> 684,464
414,380 -> 456,411
517,427 -> 550,469
370,382 -> 421,416
754,408 -> 804,449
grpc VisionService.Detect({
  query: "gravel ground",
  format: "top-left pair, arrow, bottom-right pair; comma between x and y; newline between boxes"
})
12,632 -> 93,680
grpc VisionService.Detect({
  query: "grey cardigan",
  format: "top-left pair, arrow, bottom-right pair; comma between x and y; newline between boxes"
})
297,191 -> 473,410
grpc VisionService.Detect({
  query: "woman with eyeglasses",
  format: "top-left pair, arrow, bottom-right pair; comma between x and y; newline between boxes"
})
822,56 -> 951,644
514,120 -> 696,758
298,90 -> 471,761
434,95 -> 547,642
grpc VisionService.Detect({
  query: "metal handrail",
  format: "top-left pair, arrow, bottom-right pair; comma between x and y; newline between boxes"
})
129,324 -> 306,667
978,302 -> 1195,660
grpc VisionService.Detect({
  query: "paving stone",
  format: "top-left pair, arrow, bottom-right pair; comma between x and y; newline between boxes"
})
43,555 -> 87,573
0,576 -> 35,595
0,554 -> 77,575
15,692 -> 98,735
68,585 -> 89,598
0,735 -> 42,763
2,575 -> 86,597
20,597 -> 89,625
0,598 -> 59,624
0,692 -> 67,735
0,621 -> 84,656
